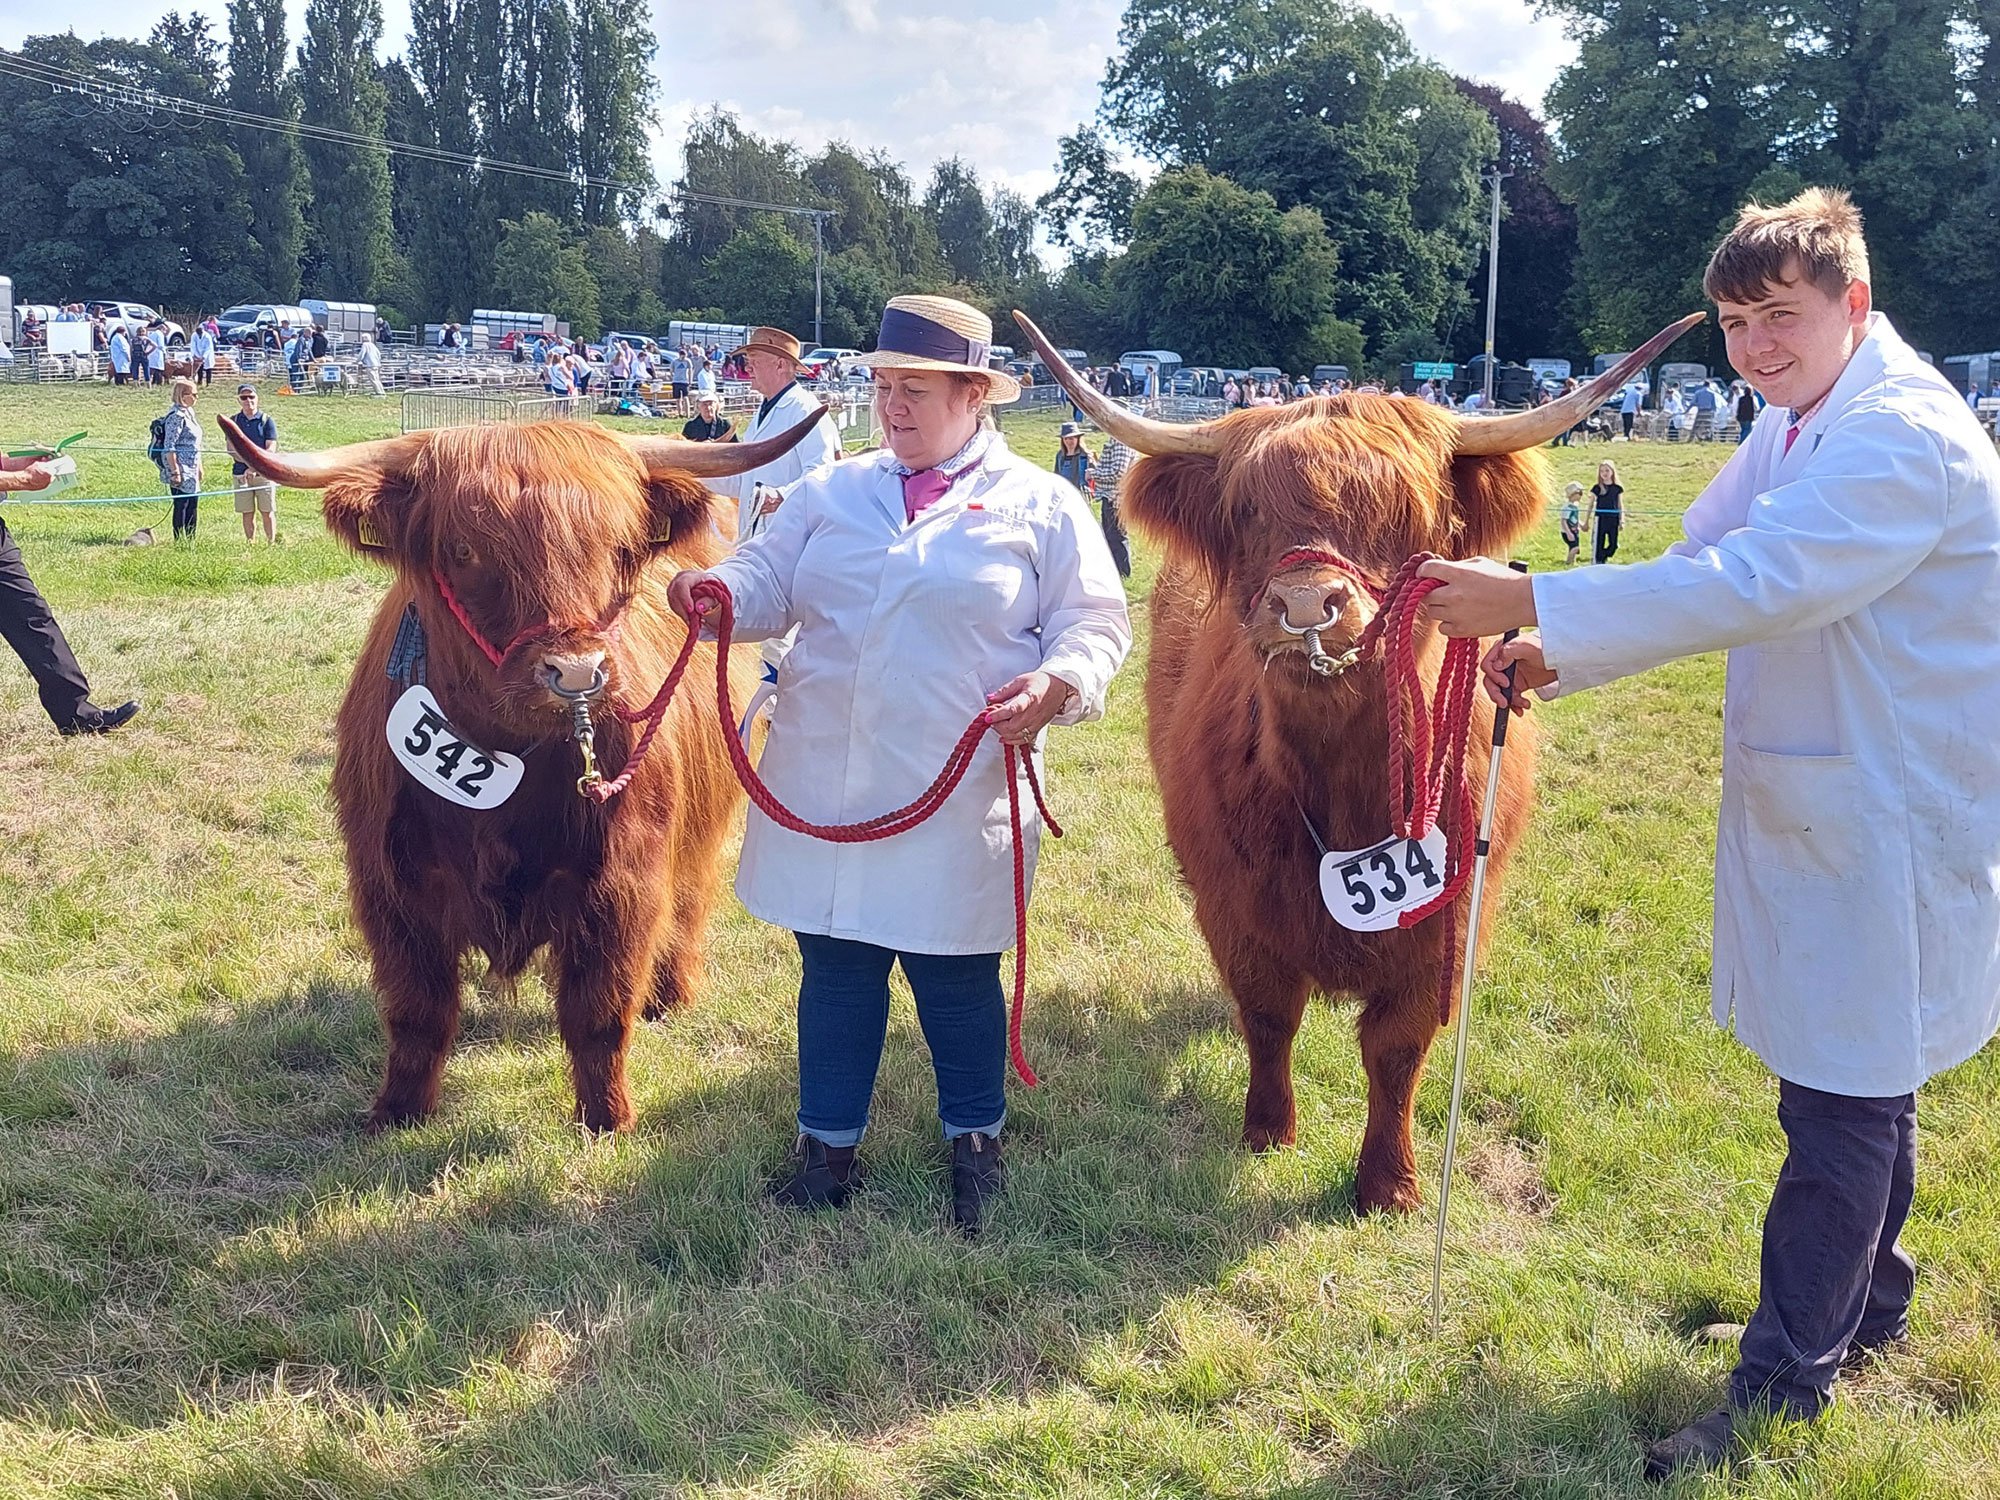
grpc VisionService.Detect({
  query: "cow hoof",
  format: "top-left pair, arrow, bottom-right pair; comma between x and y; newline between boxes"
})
1242,1121 -> 1297,1153
365,1101 -> 431,1133
1354,1175 -> 1422,1216
575,1105 -> 636,1134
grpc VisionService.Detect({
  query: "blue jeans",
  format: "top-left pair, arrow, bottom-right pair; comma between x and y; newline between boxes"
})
794,933 -> 1006,1148
1730,1080 -> 1917,1419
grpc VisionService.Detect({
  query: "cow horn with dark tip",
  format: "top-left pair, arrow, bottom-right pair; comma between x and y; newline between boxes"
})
216,415 -> 420,489
1012,311 -> 1223,458
619,403 -> 835,478
1452,312 -> 1707,456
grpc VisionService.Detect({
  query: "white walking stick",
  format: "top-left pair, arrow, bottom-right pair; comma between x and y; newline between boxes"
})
1431,560 -> 1528,1335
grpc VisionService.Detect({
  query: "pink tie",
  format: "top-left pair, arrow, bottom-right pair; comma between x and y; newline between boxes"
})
1783,423 -> 1801,457
902,466 -> 954,522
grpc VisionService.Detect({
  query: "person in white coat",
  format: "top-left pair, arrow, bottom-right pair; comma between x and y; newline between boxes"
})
1417,188 -> 2000,1480
715,326 -> 842,543
670,294 -> 1131,1234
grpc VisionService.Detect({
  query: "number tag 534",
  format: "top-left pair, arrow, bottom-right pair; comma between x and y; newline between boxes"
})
385,685 -> 525,809
1318,828 -> 1448,932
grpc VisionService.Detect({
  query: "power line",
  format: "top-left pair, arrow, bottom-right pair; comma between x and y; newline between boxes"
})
0,46 -> 655,198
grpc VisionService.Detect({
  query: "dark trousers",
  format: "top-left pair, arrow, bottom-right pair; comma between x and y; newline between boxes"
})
1594,515 -> 1620,563
1730,1080 -> 1917,1419
172,487 -> 199,540
793,932 -> 1007,1148
1101,497 -> 1132,577
1621,411 -> 1635,437
0,518 -> 92,727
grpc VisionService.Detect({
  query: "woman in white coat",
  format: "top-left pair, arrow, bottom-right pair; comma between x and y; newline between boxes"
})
1419,189 -> 2000,1478
670,295 -> 1131,1233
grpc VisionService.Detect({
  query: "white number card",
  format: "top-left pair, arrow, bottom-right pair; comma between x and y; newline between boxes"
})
1318,827 -> 1449,932
385,685 -> 525,809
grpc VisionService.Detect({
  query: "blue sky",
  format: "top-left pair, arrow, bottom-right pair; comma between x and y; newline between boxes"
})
2,0 -> 1575,203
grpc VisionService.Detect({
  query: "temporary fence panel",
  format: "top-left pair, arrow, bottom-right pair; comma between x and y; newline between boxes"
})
401,386 -> 591,433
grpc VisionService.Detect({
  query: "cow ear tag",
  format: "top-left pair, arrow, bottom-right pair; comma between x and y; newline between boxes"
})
1318,827 -> 1450,932
387,685 -> 526,809
355,516 -> 387,549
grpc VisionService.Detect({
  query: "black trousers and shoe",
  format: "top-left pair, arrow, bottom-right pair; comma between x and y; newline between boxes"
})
171,485 -> 200,540
1100,497 -> 1132,578
1645,1079 -> 1917,1481
1594,514 -> 1621,563
0,519 -> 139,735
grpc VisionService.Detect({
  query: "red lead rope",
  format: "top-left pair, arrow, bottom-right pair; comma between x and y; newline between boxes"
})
686,578 -> 1058,1085
1277,549 -> 1484,1023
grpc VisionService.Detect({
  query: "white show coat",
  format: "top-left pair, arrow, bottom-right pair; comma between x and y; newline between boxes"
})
716,380 -> 842,542
708,436 -> 1132,953
1533,314 -> 2000,1096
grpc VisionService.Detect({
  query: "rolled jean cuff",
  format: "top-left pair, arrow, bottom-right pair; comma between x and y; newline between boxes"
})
942,1109 -> 1004,1141
798,1119 -> 866,1149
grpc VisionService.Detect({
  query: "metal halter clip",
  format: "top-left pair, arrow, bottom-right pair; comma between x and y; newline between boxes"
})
542,665 -> 610,797
1278,615 -> 1358,678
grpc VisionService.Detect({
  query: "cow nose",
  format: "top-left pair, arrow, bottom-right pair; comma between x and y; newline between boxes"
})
541,650 -> 607,695
1264,578 -> 1350,630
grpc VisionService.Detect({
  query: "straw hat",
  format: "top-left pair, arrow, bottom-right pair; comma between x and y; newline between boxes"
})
866,294 -> 1019,405
729,326 -> 810,368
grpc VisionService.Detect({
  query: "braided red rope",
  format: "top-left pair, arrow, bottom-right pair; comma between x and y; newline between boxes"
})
1277,549 -> 1483,1023
688,578 -> 1057,1085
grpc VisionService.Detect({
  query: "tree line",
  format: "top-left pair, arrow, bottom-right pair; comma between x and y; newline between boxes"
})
2,0 -> 1995,369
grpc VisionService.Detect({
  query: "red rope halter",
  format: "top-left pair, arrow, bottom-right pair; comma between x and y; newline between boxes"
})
1272,548 -> 1483,1023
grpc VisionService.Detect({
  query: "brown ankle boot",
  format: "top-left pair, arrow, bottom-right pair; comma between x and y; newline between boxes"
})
769,1134 -> 860,1209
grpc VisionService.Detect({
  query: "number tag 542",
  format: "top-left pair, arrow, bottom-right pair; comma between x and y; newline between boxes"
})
1318,828 -> 1448,932
386,685 -> 525,809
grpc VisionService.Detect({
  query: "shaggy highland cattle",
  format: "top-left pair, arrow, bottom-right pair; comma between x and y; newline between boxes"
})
1017,313 -> 1699,1213
220,412 -> 827,1132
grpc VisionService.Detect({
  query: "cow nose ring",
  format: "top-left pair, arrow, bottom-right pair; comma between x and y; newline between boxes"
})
541,664 -> 610,796
1275,612 -> 1360,677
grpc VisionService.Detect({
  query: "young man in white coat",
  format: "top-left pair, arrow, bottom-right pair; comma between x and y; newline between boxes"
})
1418,188 -> 2000,1479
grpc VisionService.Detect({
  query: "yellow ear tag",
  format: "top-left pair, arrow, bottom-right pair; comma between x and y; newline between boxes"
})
355,517 -> 387,549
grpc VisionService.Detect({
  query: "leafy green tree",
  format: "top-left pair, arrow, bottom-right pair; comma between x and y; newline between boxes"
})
804,143 -> 944,281
573,0 -> 656,226
696,219 -> 814,333
1098,0 -> 1493,349
1112,167 -> 1349,369
467,0 -> 578,226
588,224 -> 667,331
1038,127 -> 1140,252
392,0 -> 490,317
298,0 -> 395,297
490,211 -> 601,335
0,27 -> 252,308
1452,80 -> 1580,362
1542,0 -> 1805,362
924,158 -> 999,286
226,0 -> 307,301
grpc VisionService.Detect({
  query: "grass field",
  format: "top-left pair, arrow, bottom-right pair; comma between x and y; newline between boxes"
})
0,381 -> 1994,1498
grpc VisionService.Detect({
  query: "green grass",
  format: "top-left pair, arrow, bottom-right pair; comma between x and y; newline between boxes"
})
0,383 -> 1994,1497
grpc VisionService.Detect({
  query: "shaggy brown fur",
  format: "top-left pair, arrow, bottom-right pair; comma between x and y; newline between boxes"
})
1123,395 -> 1543,1214
221,418 -> 759,1132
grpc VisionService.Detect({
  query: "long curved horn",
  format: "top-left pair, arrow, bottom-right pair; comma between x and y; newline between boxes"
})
619,403 -> 834,478
216,415 -> 420,488
1453,312 -> 1706,456
1012,311 -> 1222,457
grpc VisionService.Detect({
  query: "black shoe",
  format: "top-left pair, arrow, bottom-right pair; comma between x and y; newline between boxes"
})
767,1134 -> 860,1210
950,1131 -> 1006,1236
59,700 -> 141,736
1642,1406 -> 1739,1483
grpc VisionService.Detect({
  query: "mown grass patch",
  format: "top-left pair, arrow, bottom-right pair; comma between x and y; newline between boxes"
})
0,384 -> 1993,1497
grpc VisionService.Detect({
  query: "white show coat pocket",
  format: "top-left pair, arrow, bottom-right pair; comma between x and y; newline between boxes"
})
1735,745 -> 1862,881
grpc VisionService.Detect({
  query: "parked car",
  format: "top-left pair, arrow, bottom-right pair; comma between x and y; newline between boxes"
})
597,330 -> 661,360
801,345 -> 862,379
85,300 -> 185,345
215,303 -> 317,346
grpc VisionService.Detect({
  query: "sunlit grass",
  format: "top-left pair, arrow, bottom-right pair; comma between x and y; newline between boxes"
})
0,382 -> 1993,1497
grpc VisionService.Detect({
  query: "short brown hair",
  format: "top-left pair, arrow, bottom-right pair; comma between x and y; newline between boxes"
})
1704,187 -> 1869,306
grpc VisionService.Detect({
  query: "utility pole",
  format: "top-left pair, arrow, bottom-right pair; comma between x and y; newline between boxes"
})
1480,167 -> 1513,408
674,189 -> 835,347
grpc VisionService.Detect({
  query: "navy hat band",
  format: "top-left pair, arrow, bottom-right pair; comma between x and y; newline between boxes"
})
876,306 -> 990,369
